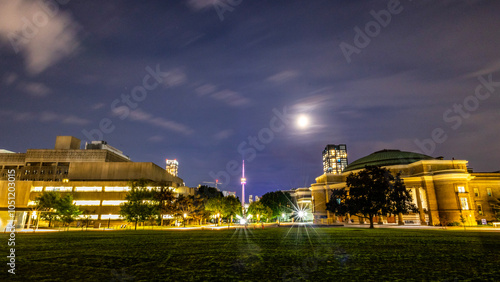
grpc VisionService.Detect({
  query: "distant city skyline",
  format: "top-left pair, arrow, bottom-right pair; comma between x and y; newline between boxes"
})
1,1 -> 500,199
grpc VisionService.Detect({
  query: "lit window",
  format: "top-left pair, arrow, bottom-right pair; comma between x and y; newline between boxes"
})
460,198 -> 469,210
45,186 -> 73,192
27,201 -> 37,206
73,200 -> 101,206
101,200 -> 127,206
457,186 -> 465,193
487,188 -> 492,197
477,204 -> 483,215
78,214 -> 98,220
74,186 -> 102,192
31,186 -> 43,192
474,188 -> 479,197
101,214 -> 122,220
104,186 -> 130,192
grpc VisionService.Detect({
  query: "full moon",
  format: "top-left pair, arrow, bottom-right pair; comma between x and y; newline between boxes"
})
297,115 -> 309,128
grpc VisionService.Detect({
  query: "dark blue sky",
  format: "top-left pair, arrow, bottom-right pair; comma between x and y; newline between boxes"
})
1,0 -> 500,198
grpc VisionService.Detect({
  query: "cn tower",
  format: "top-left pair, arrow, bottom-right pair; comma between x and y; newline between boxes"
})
241,160 -> 246,209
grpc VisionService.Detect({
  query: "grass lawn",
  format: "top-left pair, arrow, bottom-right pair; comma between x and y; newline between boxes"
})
1,226 -> 499,281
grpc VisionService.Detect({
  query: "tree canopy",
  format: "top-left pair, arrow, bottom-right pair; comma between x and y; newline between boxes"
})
326,166 -> 417,228
260,191 -> 294,219
120,180 -> 157,230
35,191 -> 81,228
35,191 -> 60,227
205,195 -> 242,225
196,185 -> 223,199
55,194 -> 82,228
247,201 -> 272,222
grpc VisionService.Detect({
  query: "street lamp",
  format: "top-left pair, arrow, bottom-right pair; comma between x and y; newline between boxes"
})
107,213 -> 111,229
183,213 -> 187,228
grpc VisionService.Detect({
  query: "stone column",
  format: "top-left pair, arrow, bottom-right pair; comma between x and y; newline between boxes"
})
414,187 -> 427,225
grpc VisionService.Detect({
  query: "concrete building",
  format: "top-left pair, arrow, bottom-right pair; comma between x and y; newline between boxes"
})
0,136 -> 193,230
322,144 -> 348,174
311,149 -> 500,226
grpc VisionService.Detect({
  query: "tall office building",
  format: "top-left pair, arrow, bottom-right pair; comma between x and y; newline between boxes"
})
322,144 -> 348,174
166,159 -> 179,177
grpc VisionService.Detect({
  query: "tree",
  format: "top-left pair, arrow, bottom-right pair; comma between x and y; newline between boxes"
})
173,195 -> 196,227
190,195 -> 209,225
247,201 -> 272,222
223,196 -> 242,226
205,196 -> 242,226
260,191 -> 293,220
35,191 -> 60,227
120,180 -> 157,230
196,185 -> 223,199
80,209 -> 96,231
459,211 -> 467,230
55,194 -> 82,230
387,171 -> 418,224
205,196 -> 225,225
489,197 -> 500,221
153,184 -> 175,226
326,166 -> 417,229
325,188 -> 349,220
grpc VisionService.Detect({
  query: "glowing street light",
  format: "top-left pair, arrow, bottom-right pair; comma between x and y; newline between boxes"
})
298,211 -> 305,218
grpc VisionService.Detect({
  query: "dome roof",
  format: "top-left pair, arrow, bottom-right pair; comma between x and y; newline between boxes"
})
343,149 -> 434,172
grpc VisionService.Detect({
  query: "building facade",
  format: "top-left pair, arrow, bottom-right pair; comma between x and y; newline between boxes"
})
0,136 -> 192,230
311,149 -> 500,226
322,144 -> 348,174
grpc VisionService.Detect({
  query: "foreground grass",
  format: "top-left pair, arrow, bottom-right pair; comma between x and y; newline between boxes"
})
1,227 -> 499,281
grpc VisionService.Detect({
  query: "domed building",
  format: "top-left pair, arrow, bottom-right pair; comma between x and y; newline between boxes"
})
310,149 -> 500,226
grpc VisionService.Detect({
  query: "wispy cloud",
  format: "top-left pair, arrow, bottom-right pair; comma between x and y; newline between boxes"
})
186,0 -> 215,10
162,68 -> 187,88
3,73 -> 18,85
0,110 -> 90,125
213,129 -> 233,141
112,108 -> 194,135
0,0 -> 80,74
91,103 -> 105,110
211,89 -> 251,107
148,135 -> 164,143
18,81 -> 51,97
195,84 -> 216,96
266,70 -> 300,83
462,60 -> 500,78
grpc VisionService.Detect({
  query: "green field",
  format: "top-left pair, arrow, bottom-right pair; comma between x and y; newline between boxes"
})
1,226 -> 499,281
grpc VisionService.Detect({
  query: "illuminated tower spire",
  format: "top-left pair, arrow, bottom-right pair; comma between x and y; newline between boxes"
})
241,160 -> 246,209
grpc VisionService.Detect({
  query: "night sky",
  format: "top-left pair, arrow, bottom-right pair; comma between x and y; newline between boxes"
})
1,0 -> 500,198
